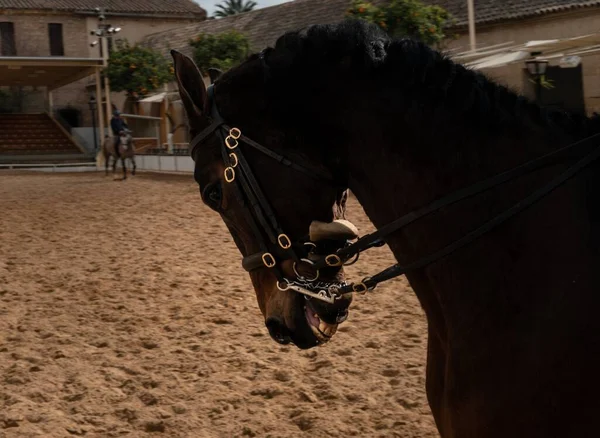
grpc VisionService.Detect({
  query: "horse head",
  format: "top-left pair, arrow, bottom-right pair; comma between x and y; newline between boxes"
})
120,129 -> 133,149
172,41 -> 359,349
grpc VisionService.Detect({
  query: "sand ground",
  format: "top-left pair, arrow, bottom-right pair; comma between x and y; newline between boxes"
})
0,171 -> 438,438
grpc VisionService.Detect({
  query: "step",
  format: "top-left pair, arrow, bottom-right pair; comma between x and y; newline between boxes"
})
0,154 -> 91,165
0,146 -> 78,151
0,139 -> 71,145
0,150 -> 80,155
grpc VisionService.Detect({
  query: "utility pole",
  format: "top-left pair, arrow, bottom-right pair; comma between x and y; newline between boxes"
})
467,0 -> 476,52
90,7 -> 121,137
101,36 -> 112,126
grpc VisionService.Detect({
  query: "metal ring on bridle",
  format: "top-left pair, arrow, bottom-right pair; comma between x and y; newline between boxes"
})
352,281 -> 368,294
224,167 -> 236,183
303,242 -> 317,251
225,136 -> 238,150
261,252 -> 276,268
343,252 -> 360,266
325,254 -> 343,267
229,127 -> 241,139
277,279 -> 290,291
293,258 -> 320,282
229,152 -> 238,168
278,234 -> 292,249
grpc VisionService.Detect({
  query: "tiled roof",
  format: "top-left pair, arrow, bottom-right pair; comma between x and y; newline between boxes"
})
142,0 -> 600,58
142,0 -> 352,57
436,0 -> 600,26
0,0 -> 206,17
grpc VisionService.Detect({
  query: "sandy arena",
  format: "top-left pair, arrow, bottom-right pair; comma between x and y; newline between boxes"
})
0,171 -> 438,438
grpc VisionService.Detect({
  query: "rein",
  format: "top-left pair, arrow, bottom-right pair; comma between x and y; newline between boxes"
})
190,78 -> 600,304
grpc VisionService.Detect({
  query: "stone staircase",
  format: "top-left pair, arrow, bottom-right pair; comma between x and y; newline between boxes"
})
0,113 -> 90,164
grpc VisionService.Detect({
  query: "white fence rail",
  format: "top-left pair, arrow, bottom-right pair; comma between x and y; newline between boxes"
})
1,155 -> 194,174
0,162 -> 97,172
133,154 -> 194,173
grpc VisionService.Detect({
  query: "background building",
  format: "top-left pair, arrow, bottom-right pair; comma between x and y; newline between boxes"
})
0,0 -> 206,162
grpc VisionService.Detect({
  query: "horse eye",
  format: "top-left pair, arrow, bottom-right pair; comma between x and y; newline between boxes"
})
202,182 -> 222,211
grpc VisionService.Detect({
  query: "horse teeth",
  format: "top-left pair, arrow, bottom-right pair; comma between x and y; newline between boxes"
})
319,321 -> 337,337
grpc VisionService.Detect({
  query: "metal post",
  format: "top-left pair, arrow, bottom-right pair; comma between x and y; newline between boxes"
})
536,76 -> 542,105
467,0 -> 476,52
90,103 -> 98,152
95,67 -> 105,145
101,36 -> 112,128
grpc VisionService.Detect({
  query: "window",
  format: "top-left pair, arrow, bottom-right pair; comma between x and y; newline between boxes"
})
48,23 -> 64,56
0,22 -> 16,56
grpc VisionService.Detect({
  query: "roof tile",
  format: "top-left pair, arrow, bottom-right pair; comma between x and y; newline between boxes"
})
435,0 -> 600,26
0,0 -> 206,17
141,0 -> 600,57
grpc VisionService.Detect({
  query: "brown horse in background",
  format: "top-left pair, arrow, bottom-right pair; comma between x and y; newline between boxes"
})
172,18 -> 600,438
102,129 -> 137,180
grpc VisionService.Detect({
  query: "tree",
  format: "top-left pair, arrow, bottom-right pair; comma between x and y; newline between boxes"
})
189,31 -> 250,72
214,0 -> 257,18
106,40 -> 173,99
347,0 -> 455,48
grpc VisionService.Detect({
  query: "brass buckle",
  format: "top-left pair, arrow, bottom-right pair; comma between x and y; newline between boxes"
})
261,253 -> 276,268
278,234 -> 292,249
224,167 -> 235,183
228,153 -> 238,168
325,254 -> 342,267
225,136 -> 238,150
229,127 -> 241,139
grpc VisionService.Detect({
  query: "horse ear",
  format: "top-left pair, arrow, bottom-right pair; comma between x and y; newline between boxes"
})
207,68 -> 223,84
171,49 -> 207,120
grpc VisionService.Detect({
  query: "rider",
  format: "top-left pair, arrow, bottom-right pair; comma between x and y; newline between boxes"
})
110,110 -> 129,157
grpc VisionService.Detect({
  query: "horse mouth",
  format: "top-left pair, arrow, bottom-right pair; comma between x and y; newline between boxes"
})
264,280 -> 352,349
304,300 -> 338,343
296,280 -> 350,346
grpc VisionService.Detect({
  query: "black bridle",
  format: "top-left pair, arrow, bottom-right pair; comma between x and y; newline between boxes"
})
190,83 -> 356,302
190,73 -> 600,303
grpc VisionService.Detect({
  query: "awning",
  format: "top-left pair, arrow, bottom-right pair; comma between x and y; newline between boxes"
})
138,91 -> 180,103
139,92 -> 167,103
467,51 -> 530,70
0,57 -> 103,91
452,32 -> 600,70
523,33 -> 600,54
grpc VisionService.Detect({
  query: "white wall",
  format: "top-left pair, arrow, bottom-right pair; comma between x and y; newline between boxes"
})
112,154 -> 194,173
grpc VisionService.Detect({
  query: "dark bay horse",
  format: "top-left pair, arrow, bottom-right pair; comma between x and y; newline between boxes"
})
172,19 -> 600,438
102,129 -> 137,180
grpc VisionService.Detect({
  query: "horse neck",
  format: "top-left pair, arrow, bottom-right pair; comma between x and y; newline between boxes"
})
339,75 -> 598,338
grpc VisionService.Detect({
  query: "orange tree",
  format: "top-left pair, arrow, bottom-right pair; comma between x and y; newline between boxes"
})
347,0 -> 454,48
189,30 -> 250,72
106,40 -> 172,99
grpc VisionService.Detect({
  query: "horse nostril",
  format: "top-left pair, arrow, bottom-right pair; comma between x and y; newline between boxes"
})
336,309 -> 349,324
265,317 -> 291,345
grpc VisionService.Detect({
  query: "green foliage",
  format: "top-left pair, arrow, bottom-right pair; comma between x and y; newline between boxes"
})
347,0 -> 455,47
189,31 -> 250,73
214,0 -> 257,18
106,40 -> 173,98
528,75 -> 555,90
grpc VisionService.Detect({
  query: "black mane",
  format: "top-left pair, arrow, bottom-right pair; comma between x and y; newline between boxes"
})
265,18 -> 599,139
